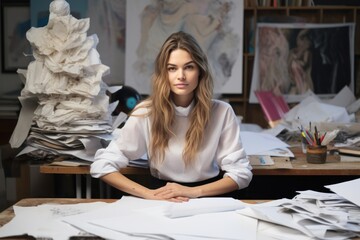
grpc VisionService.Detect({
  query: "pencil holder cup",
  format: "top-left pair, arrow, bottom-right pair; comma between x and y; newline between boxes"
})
306,145 -> 327,164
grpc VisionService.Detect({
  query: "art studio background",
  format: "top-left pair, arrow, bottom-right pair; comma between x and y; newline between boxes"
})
1,0 -> 360,212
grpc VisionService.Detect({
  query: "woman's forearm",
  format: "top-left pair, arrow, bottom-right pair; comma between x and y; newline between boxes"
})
194,176 -> 239,197
153,176 -> 239,199
102,173 -> 239,200
100,172 -> 152,199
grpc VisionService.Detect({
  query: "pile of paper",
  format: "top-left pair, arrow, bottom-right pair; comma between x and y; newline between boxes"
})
278,86 -> 358,132
0,178 -> 359,239
240,131 -> 294,167
237,178 -> 360,240
0,196 -> 256,240
9,0 -> 120,161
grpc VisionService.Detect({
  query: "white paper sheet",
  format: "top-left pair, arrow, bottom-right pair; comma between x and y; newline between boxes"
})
327,86 -> 356,108
255,147 -> 294,157
237,183 -> 360,240
325,178 -> 360,207
240,131 -> 290,155
284,95 -> 354,130
257,221 -> 311,240
91,211 -> 256,240
63,196 -> 257,240
9,96 -> 38,148
163,197 -> 245,218
0,202 -> 108,240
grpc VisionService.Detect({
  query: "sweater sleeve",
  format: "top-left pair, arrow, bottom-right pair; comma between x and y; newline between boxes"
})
90,107 -> 149,178
216,108 -> 253,189
90,140 -> 129,178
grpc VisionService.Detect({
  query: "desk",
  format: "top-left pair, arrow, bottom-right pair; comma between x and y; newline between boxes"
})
253,147 -> 360,176
38,146 -> 360,199
1,198 -> 359,240
39,165 -> 149,199
40,155 -> 360,176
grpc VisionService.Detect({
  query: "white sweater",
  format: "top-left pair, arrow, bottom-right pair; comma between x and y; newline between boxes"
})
90,99 -> 252,189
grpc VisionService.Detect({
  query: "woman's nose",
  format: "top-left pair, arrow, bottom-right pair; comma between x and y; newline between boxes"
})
178,70 -> 185,80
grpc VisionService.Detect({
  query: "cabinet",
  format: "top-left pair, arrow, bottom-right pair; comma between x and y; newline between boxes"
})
224,5 -> 360,128
0,119 -> 17,145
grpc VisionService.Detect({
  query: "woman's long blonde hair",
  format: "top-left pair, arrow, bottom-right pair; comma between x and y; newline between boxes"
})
136,31 -> 214,166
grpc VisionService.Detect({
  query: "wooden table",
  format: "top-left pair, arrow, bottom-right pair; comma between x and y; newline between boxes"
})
40,155 -> 360,176
39,165 -> 149,198
40,146 -> 360,176
38,146 -> 360,199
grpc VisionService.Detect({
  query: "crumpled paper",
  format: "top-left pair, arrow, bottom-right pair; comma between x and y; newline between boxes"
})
10,0 -> 122,161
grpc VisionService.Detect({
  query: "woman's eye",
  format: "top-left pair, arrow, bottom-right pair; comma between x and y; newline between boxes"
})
185,65 -> 194,70
168,67 -> 176,72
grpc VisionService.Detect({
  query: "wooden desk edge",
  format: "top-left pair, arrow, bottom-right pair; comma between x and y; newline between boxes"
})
40,164 -> 360,176
38,146 -> 360,176
39,165 -> 149,175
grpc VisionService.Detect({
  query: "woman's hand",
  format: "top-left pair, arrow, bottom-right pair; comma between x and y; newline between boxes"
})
151,182 -> 201,202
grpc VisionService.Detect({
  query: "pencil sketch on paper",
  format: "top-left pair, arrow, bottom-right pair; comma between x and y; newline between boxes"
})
249,23 -> 355,103
125,0 -> 244,94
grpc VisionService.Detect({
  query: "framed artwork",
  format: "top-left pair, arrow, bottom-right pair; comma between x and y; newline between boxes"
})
125,0 -> 244,94
249,22 -> 355,103
1,0 -> 31,73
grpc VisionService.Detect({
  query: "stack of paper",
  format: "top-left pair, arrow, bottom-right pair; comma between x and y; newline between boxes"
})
9,0 -> 123,161
237,178 -> 360,239
0,179 -> 359,239
281,86 -> 356,132
240,131 -> 294,167
0,197 -> 256,240
240,131 -> 294,157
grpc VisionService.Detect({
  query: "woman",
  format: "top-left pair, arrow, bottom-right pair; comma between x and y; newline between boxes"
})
90,31 -> 252,202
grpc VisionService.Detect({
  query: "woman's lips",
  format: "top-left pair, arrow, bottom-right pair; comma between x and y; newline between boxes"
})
175,83 -> 188,89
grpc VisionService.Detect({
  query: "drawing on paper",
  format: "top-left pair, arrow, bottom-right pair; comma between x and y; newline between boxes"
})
249,23 -> 355,103
126,0 -> 244,94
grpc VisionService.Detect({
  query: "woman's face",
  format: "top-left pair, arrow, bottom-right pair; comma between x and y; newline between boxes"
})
167,49 -> 199,107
